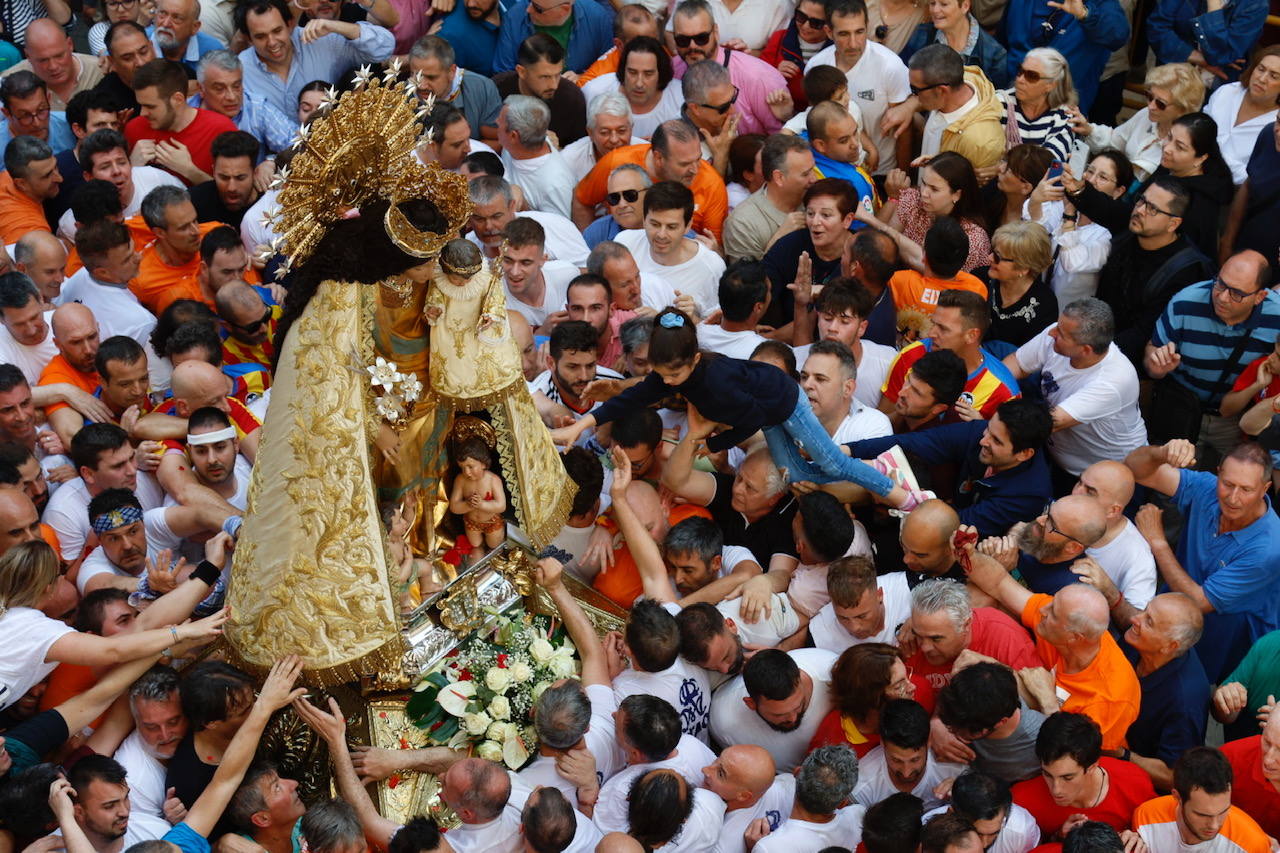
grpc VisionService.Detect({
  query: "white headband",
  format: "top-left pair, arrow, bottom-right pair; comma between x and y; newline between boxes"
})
186,426 -> 236,446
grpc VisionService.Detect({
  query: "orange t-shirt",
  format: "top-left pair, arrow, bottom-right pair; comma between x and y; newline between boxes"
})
38,354 -> 100,415
577,47 -> 621,86
0,172 -> 52,244
575,144 -> 729,240
65,215 -> 155,277
1133,795 -> 1271,852
1021,593 -> 1141,751
131,222 -> 221,315
593,503 -> 712,608
888,269 -> 988,316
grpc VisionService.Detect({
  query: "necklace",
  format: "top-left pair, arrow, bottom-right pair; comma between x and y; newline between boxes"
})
1088,767 -> 1109,808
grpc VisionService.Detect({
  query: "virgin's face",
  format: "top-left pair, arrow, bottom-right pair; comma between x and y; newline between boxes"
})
403,257 -> 438,284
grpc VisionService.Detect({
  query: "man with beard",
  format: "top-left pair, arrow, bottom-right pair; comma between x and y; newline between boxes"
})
113,666 -> 190,841
94,22 -> 157,116
190,131 -> 260,228
986,495 -> 1107,595
963,527 -> 1141,752
126,59 -> 236,185
710,648 -> 838,772
214,282 -> 276,371
565,273 -> 631,373
0,443 -> 54,512
853,699 -> 965,810
0,272 -> 58,386
530,321 -> 623,422
148,0 -> 222,76
495,35 -> 588,148
435,0 -> 505,77
67,755 -> 140,852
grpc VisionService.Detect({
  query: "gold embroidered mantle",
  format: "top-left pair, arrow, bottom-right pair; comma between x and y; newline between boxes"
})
227,280 -> 406,686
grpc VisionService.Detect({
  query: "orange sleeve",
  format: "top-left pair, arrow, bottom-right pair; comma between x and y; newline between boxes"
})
1021,592 -> 1051,630
956,271 -> 989,301
40,522 -> 60,552
38,358 -> 97,415
691,165 -> 728,241
575,145 -> 646,208
0,211 -> 52,245
577,48 -> 620,86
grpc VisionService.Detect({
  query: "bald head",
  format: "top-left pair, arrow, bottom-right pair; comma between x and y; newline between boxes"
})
624,480 -> 668,541
1051,494 -> 1107,547
214,281 -> 262,317
443,758 -> 510,823
23,19 -> 69,52
901,499 -> 959,576
596,833 -> 645,853
1146,592 -> 1203,653
721,744 -> 777,799
1056,583 -> 1110,640
1075,461 -> 1134,520
903,499 -> 960,543
170,360 -> 231,416
51,302 -> 96,339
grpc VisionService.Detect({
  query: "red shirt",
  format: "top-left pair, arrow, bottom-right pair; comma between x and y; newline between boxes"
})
159,395 -> 261,453
882,339 -> 1020,422
1012,757 -> 1155,837
1230,354 -> 1280,403
1223,735 -> 1280,838
125,108 -> 237,185
905,606 -> 1042,693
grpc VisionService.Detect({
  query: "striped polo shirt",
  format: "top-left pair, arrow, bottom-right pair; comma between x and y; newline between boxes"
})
1151,282 -> 1280,407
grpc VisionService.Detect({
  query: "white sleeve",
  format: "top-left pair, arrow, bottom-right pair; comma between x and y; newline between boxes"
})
1013,330 -> 1049,374
883,52 -> 911,104
1055,363 -> 1130,423
143,506 -> 184,555
719,545 -> 758,576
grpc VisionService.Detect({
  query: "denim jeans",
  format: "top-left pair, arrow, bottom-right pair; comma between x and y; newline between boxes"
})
762,392 -> 895,497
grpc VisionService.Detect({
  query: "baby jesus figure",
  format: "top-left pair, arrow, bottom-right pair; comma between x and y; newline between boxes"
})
448,437 -> 507,559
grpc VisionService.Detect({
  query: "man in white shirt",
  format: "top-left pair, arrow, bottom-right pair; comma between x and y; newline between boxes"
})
696,261 -> 770,359
853,699 -> 967,810
497,95 -> 577,219
806,0 -> 911,174
1005,300 -> 1148,478
436,757 -> 530,853
562,91 -> 644,183
794,279 -> 897,408
500,217 -> 580,333
1071,460 -> 1156,609
529,321 -> 624,421
801,340 -> 892,444
754,745 -> 865,853
467,174 -> 590,267
703,745 -> 796,853
613,599 -> 713,743
56,129 -> 183,241
57,220 -> 157,349
615,181 -> 724,318
709,648 -> 838,772
923,771 -> 1042,853
808,555 -> 912,653
623,768 -> 726,852
113,666 -> 187,843
0,271 -> 58,385
587,240 -> 678,315
13,230 -> 67,304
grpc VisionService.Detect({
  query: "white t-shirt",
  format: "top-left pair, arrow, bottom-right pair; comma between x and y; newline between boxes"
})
921,87 -> 980,158
923,804 -> 1041,853
55,267 -> 158,348
592,734 -> 717,834
500,147 -> 577,219
718,773 -> 796,853
753,804 -> 866,853
710,648 -> 837,772
830,402 -> 893,443
639,271 -> 679,313
113,730 -> 173,842
696,323 -> 769,360
806,41 -> 911,174
809,571 -> 912,654
504,259 -> 578,328
853,745 -> 966,810
0,313 -> 57,385
240,188 -> 279,257
615,228 -> 724,318
558,134 -> 646,184
855,340 -> 897,408
0,607 -> 74,711
1014,328 -> 1147,476
655,787 -> 726,852
1086,519 -> 1157,610
716,593 -> 801,647
56,165 -> 182,241
613,656 -> 712,743
518,683 -> 624,805
583,84 -> 685,140
76,545 -> 140,594
470,210 -> 591,268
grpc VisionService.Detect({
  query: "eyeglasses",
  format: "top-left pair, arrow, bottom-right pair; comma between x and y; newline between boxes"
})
694,85 -> 739,114
1145,90 -> 1170,110
529,0 -> 570,12
909,82 -> 942,96
1213,277 -> 1258,303
1042,503 -> 1086,547
673,30 -> 713,48
888,665 -> 914,696
794,8 -> 827,28
1016,66 -> 1046,83
606,188 -> 643,205
227,306 -> 273,333
1133,195 -> 1175,217
990,249 -> 1005,264
9,106 -> 50,123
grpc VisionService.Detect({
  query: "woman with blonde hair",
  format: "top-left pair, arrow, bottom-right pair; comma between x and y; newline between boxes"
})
1072,63 -> 1205,181
994,47 -> 1077,163
1206,45 -> 1280,183
0,540 -> 228,713
986,221 -> 1057,347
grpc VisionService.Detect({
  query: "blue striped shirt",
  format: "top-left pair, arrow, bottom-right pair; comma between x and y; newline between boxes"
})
1151,281 -> 1280,406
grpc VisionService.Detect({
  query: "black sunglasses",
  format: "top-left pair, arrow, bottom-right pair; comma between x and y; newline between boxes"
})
1145,90 -> 1170,110
695,85 -> 739,114
228,306 -> 273,333
606,188 -> 642,205
910,82 -> 942,96
673,30 -> 713,48
794,8 -> 827,28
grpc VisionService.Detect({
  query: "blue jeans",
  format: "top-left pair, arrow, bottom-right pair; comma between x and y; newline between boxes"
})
762,392 -> 896,497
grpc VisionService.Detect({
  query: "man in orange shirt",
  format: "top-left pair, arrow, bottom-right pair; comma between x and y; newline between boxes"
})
0,137 -> 62,243
37,303 -> 103,447
887,217 -> 987,316
962,526 -> 1141,752
133,185 -> 217,315
572,119 -> 728,240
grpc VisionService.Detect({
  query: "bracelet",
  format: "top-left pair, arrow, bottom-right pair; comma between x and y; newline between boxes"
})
170,625 -> 180,644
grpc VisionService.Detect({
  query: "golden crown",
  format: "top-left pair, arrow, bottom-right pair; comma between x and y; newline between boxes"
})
262,62 -> 473,275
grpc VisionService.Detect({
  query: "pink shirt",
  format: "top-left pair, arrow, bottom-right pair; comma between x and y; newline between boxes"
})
672,47 -> 787,136
599,308 -> 637,373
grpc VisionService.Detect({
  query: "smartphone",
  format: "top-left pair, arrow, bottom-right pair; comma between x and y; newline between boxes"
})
1046,161 -> 1065,181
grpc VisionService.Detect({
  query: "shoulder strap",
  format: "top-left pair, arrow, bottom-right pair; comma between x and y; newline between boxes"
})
1142,245 -> 1211,304
722,47 -> 733,67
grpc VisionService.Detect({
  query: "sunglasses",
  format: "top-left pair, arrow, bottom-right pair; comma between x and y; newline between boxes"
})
1145,90 -> 1170,110
909,82 -> 942,96
228,306 -> 273,333
990,249 -> 1005,264
694,85 -> 739,114
794,8 -> 827,28
673,30 -> 713,48
1016,66 -> 1046,83
606,188 -> 643,205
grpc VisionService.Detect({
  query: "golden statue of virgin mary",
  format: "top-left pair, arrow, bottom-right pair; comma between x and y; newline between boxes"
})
225,69 -> 574,687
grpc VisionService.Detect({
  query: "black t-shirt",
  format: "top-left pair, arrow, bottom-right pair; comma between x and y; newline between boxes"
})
93,73 -> 139,115
905,562 -> 967,588
190,180 -> 257,229
165,732 -> 217,811
705,471 -> 798,567
761,229 -> 843,329
492,72 -> 587,146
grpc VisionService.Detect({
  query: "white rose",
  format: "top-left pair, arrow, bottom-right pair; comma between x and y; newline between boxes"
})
485,667 -> 513,694
463,711 -> 492,736
529,638 -> 555,664
486,721 -> 508,741
510,661 -> 533,683
488,695 -> 512,720
548,652 -> 577,678
475,740 -> 503,762
531,681 -> 553,702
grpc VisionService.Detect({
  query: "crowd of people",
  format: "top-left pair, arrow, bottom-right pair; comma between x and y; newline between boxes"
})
0,0 -> 1278,849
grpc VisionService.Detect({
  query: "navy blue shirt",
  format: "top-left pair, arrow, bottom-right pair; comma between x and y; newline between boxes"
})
844,419 -> 1053,539
1119,635 -> 1209,769
437,0 -> 506,76
1016,553 -> 1079,595
1235,125 -> 1280,278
